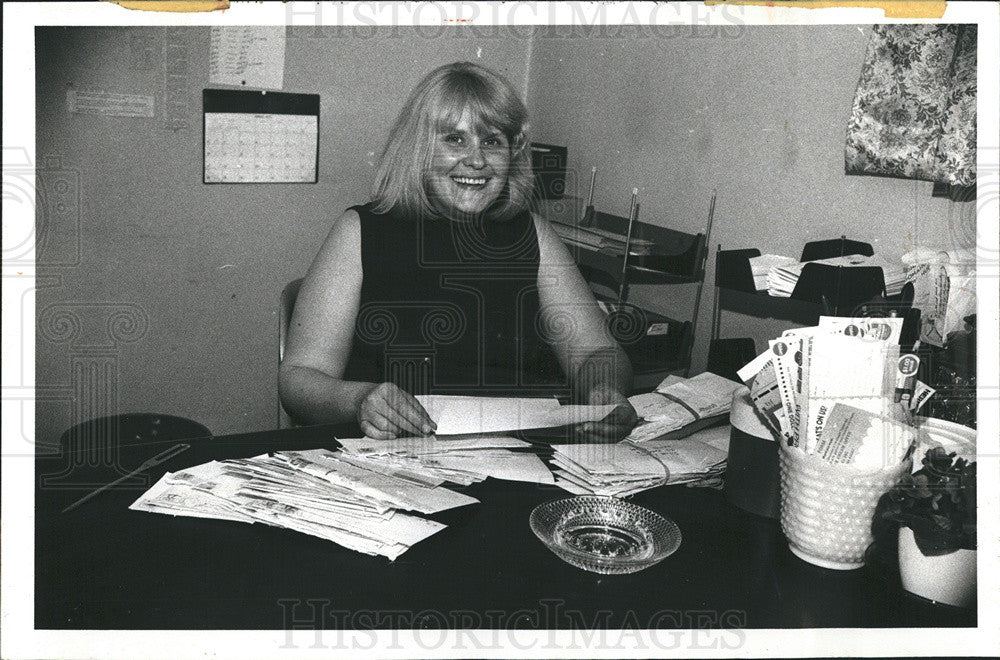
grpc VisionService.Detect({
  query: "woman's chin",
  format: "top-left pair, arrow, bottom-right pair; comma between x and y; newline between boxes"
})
437,198 -> 498,218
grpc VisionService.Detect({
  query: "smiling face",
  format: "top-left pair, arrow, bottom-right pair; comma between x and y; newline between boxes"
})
425,110 -> 511,218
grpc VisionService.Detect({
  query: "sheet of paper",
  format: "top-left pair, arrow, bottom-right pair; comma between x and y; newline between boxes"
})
631,438 -> 727,479
552,474 -> 595,495
130,474 -> 255,522
415,395 -> 614,434
131,449 -> 471,560
628,392 -> 693,423
737,350 -> 790,441
768,336 -> 802,438
539,404 -> 617,427
330,452 -> 445,487
684,423 -> 732,454
817,315 -> 904,343
280,450 -> 479,514
799,333 -> 898,451
812,403 -> 913,468
204,112 -> 318,183
624,413 -> 696,443
209,26 -> 285,89
67,90 -> 155,117
421,451 -> 555,484
337,434 -> 530,455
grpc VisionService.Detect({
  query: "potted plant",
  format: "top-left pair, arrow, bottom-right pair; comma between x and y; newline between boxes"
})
871,446 -> 976,608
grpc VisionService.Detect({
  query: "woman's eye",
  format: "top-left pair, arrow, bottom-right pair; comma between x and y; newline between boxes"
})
444,134 -> 464,145
483,137 -> 504,148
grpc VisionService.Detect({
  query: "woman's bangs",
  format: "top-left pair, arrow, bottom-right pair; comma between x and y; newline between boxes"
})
433,78 -> 519,139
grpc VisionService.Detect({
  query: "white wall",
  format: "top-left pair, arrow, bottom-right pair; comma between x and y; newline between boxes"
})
525,25 -> 972,371
34,26 -> 533,443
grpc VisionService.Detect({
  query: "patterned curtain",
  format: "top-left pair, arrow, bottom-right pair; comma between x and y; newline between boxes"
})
845,25 -> 977,187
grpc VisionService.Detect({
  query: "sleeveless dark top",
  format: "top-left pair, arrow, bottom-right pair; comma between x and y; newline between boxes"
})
343,203 -> 566,397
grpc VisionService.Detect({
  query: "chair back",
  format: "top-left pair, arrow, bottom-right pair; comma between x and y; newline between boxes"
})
800,237 -> 874,262
792,264 -> 886,315
278,278 -> 303,428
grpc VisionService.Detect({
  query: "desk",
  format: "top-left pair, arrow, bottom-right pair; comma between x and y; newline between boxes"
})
35,424 -> 975,630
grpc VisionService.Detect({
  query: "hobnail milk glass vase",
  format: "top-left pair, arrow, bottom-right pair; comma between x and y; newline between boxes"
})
779,444 -> 911,570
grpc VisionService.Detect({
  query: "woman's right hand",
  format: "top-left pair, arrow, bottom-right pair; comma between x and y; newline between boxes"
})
358,382 -> 437,440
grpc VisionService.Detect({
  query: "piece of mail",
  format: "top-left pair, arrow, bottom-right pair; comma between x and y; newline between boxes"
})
416,395 -> 615,435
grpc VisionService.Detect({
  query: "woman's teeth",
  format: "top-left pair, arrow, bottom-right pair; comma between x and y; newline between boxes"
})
452,176 -> 487,186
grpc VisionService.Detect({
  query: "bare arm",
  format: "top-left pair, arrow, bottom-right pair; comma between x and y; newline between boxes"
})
533,214 -> 637,441
278,210 -> 435,437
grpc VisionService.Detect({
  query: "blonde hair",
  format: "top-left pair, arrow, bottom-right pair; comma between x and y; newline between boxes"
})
372,62 -> 533,221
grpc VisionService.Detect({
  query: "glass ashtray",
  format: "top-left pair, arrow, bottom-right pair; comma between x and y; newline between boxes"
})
529,496 -> 681,574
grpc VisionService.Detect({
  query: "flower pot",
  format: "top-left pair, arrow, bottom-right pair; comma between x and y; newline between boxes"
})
898,527 -> 976,608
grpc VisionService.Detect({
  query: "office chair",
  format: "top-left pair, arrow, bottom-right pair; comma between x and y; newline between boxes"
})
58,414 -> 211,448
708,246 -> 761,382
278,277 -> 303,429
791,263 -> 886,315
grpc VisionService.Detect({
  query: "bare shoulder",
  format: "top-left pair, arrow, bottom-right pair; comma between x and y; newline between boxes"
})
325,208 -> 361,245
312,208 -> 362,268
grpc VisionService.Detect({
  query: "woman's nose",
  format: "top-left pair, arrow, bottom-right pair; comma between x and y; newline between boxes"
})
463,141 -> 486,168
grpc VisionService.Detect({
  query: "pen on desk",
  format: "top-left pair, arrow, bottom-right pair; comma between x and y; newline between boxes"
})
61,443 -> 190,514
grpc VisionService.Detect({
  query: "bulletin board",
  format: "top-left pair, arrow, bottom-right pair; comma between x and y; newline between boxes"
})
203,88 -> 320,184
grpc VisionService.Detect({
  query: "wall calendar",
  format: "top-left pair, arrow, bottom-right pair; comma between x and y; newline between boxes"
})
203,89 -> 319,184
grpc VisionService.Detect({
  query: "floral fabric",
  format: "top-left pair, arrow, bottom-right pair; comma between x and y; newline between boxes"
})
845,25 -> 977,186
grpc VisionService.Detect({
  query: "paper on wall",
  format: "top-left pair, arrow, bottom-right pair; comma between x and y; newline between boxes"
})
209,26 -> 285,89
67,90 -> 155,117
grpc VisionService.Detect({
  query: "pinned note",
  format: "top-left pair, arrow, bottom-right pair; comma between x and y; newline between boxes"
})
67,90 -> 154,117
209,26 -> 285,89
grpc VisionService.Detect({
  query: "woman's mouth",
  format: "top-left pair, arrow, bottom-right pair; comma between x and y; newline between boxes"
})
451,175 -> 489,188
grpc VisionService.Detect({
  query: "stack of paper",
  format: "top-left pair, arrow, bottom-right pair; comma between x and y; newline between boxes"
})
551,425 -> 730,496
551,442 -> 667,496
748,254 -> 797,291
130,449 -> 479,560
882,263 -> 907,297
737,316 -> 922,469
550,221 -> 656,256
765,254 -> 905,297
625,372 -> 743,442
336,434 -> 555,485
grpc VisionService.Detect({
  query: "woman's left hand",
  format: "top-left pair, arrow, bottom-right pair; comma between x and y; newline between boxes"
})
574,386 -> 638,443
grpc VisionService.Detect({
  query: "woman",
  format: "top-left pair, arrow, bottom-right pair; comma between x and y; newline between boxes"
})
279,62 -> 637,442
